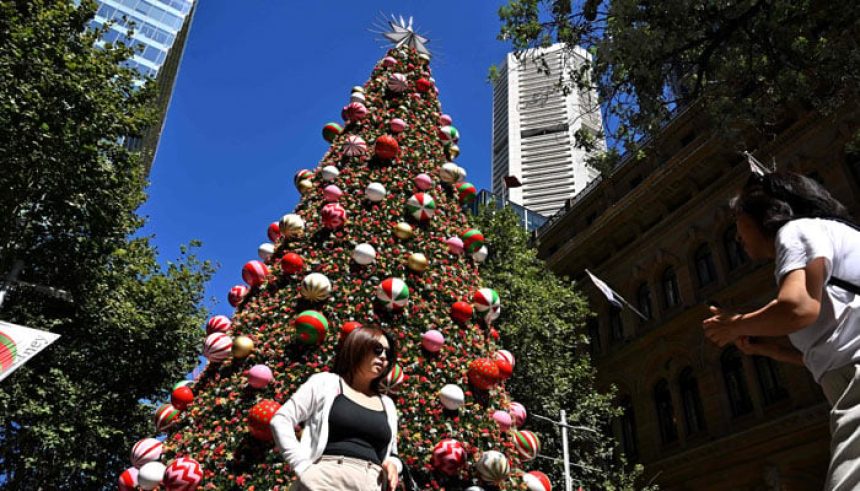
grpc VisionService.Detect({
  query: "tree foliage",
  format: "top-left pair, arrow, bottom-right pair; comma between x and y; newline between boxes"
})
498,0 -> 860,170
0,1 -> 213,487
471,204 -> 650,490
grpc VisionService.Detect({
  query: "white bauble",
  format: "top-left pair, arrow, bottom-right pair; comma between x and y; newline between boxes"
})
258,242 -> 275,261
456,165 -> 468,182
472,246 -> 489,263
439,162 -> 460,183
279,214 -> 305,238
137,461 -> 166,490
350,92 -> 366,105
321,165 -> 340,182
352,243 -> 377,265
300,273 -> 332,301
440,384 -> 465,410
365,182 -> 387,202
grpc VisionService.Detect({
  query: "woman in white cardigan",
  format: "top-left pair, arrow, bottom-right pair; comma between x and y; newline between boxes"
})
271,325 -> 402,491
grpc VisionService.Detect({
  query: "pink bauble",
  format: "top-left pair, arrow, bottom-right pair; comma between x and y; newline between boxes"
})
421,329 -> 445,353
432,438 -> 466,476
446,237 -> 464,254
241,260 -> 269,287
509,401 -> 527,427
203,332 -> 232,363
321,202 -> 347,230
131,437 -> 163,468
382,56 -> 397,67
247,364 -> 273,389
227,285 -> 248,307
414,173 -> 433,190
390,118 -> 407,133
493,409 -> 512,431
118,467 -> 139,491
440,114 -> 453,126
205,315 -> 231,335
162,457 -> 203,490
323,184 -> 343,202
267,222 -> 280,242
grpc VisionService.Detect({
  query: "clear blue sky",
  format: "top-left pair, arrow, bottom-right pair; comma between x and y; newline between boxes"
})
140,2 -> 512,319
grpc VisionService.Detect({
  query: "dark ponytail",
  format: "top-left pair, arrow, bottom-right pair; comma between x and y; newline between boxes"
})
730,171 -> 851,236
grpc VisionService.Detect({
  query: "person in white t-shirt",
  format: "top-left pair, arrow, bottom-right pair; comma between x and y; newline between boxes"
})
703,171 -> 860,491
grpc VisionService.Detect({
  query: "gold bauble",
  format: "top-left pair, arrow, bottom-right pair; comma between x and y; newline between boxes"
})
407,253 -> 429,272
394,222 -> 414,240
448,144 -> 460,159
232,336 -> 255,359
297,179 -> 314,194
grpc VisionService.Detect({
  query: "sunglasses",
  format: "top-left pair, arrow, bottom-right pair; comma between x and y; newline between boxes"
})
372,342 -> 392,358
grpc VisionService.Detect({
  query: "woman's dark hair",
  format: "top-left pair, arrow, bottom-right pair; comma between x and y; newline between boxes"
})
730,171 -> 851,237
332,325 -> 397,395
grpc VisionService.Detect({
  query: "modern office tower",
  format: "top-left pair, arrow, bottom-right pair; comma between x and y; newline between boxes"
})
491,43 -> 603,217
90,0 -> 197,172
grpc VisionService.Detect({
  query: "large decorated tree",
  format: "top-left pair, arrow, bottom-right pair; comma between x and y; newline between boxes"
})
118,21 -> 553,491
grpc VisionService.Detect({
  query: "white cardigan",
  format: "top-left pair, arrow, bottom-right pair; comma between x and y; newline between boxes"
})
270,372 -> 403,476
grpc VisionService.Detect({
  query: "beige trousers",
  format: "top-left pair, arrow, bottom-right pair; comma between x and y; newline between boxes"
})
290,455 -> 385,491
820,363 -> 860,491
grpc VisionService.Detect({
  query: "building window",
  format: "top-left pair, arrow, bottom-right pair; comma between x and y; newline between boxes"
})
754,356 -> 789,405
661,267 -> 680,308
619,396 -> 638,459
637,283 -> 653,321
609,307 -> 624,344
679,368 -> 706,435
694,244 -> 717,287
587,317 -> 601,356
721,347 -> 754,417
723,225 -> 748,270
654,379 -> 679,444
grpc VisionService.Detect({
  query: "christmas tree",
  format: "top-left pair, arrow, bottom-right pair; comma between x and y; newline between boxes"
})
119,19 -> 552,491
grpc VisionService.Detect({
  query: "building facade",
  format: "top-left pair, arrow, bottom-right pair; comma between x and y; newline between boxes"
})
491,43 -> 602,216
90,0 -> 197,171
467,190 -> 548,232
534,105 -> 860,489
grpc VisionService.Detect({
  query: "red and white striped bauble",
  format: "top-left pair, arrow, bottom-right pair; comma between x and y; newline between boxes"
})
203,332 -> 232,363
118,467 -> 139,491
387,73 -> 408,92
512,430 -> 541,461
509,401 -> 527,427
494,349 -> 515,380
267,222 -> 280,242
205,315 -> 231,335
131,437 -> 163,468
321,202 -> 347,230
162,457 -> 203,491
241,260 -> 268,287
380,364 -> 406,394
524,470 -> 552,491
431,438 -> 466,476
154,404 -> 180,433
376,277 -> 410,310
342,135 -> 367,157
477,450 -> 510,483
341,101 -> 368,121
227,285 -> 248,307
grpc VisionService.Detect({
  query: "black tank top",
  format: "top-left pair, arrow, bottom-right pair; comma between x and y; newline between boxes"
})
323,378 -> 391,465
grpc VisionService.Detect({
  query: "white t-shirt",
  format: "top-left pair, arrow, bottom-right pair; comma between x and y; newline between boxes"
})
775,218 -> 860,382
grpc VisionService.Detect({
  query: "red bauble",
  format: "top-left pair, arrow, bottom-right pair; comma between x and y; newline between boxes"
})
494,350 -> 514,380
450,301 -> 473,324
248,399 -> 282,441
374,135 -> 400,160
267,222 -> 281,242
281,253 -> 304,275
171,386 -> 194,411
341,321 -> 363,337
468,358 -> 500,391
228,285 -> 249,307
416,78 -> 434,92
242,260 -> 269,287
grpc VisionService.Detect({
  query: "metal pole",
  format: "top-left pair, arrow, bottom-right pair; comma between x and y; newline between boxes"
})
561,409 -> 572,491
0,260 -> 24,311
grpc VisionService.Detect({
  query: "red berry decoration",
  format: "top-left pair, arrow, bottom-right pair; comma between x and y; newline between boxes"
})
468,357 -> 500,391
374,134 -> 400,160
450,301 -> 473,323
242,260 -> 269,287
248,399 -> 282,441
227,285 -> 248,307
280,252 -> 304,274
171,385 -> 194,411
416,78 -> 434,93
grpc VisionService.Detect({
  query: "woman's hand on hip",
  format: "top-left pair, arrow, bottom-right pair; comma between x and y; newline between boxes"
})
382,459 -> 399,490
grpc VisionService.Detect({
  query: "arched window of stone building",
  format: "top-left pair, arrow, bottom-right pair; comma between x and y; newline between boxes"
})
609,306 -> 624,344
637,283 -> 652,321
619,395 -> 638,459
694,244 -> 717,287
679,367 -> 706,434
653,379 -> 679,444
754,355 -> 789,405
721,347 -> 754,417
587,316 -> 601,356
723,225 -> 748,270
661,267 -> 680,308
